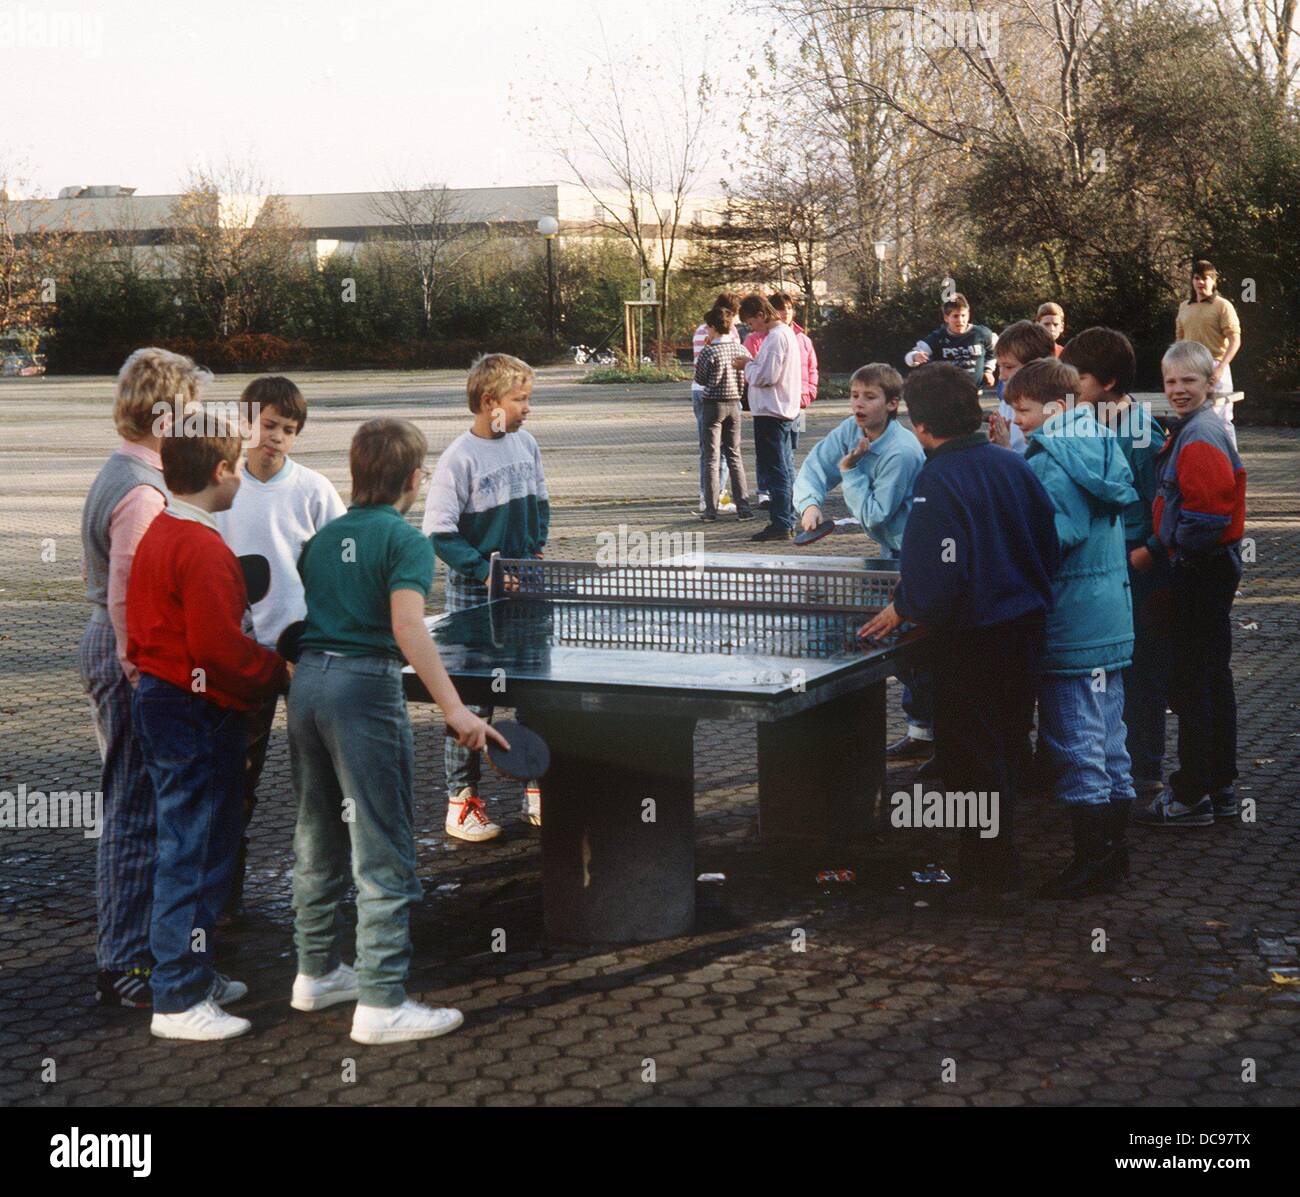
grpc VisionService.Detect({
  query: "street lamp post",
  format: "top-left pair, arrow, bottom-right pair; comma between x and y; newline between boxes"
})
537,216 -> 559,346
873,239 -> 889,300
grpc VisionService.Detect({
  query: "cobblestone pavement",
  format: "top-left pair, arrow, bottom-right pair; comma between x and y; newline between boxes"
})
1,370 -> 1296,1107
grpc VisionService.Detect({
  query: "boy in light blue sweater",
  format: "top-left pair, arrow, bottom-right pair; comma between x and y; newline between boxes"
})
1007,358 -> 1139,900
793,363 -> 924,556
795,363 -> 931,765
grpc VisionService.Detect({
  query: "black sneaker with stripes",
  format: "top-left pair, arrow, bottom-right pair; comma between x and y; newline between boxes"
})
96,966 -> 153,1009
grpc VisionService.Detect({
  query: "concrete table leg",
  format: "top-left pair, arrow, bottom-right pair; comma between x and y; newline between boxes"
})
527,710 -> 696,944
756,683 -> 886,844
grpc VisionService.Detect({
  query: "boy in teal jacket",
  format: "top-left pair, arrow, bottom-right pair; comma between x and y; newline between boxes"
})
1062,329 -> 1170,805
793,363 -> 924,556
1006,359 -> 1139,899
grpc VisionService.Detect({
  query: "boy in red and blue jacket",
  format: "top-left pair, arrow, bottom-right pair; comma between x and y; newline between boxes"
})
1136,340 -> 1246,829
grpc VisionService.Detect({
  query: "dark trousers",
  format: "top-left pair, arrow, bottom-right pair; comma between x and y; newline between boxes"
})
931,611 -> 1044,888
132,674 -> 246,1013
751,415 -> 795,531
225,691 -> 279,912
1124,548 -> 1173,785
1169,552 -> 1239,802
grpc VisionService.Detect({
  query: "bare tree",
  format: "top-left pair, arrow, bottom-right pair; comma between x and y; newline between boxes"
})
368,181 -> 489,337
1204,0 -> 1299,103
690,131 -> 842,318
523,20 -> 713,358
169,161 -> 305,338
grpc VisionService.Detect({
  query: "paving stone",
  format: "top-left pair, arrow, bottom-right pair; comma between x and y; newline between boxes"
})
0,387 -> 1295,1109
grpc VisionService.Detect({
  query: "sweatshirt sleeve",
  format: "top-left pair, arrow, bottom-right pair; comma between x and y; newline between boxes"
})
803,333 -> 819,399
693,345 -> 713,388
892,477 -> 971,626
533,438 -> 550,548
792,423 -> 848,513
313,476 -> 347,529
1174,440 -> 1237,553
107,485 -> 166,680
859,446 -> 916,539
182,540 -> 287,701
745,327 -> 789,388
423,450 -> 492,582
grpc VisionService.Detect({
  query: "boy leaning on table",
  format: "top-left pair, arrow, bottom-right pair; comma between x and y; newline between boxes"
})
860,364 -> 1060,902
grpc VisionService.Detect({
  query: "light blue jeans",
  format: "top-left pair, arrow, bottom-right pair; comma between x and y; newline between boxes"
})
288,651 -> 421,1008
1038,671 -> 1135,808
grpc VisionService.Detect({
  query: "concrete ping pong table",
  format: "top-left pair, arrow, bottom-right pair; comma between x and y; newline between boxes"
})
405,552 -> 919,944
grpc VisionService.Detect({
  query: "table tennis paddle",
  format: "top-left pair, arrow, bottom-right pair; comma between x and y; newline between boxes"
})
276,619 -> 306,663
485,719 -> 550,781
238,553 -> 271,605
793,520 -> 836,546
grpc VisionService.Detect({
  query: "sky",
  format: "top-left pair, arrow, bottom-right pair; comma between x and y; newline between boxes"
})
4,0 -> 755,198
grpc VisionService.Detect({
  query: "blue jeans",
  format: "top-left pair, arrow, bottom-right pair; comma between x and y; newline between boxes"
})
752,415 -> 796,531
131,674 -> 245,1013
288,651 -> 421,1008
1125,547 -> 1172,785
1038,672 -> 1135,808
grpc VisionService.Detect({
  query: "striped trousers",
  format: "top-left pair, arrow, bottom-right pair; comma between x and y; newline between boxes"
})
77,617 -> 156,972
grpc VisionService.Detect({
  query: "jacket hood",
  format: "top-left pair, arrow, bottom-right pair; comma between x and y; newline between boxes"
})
1029,405 -> 1136,514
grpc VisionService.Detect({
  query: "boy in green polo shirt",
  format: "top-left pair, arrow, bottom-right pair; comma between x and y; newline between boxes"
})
288,417 -> 505,1045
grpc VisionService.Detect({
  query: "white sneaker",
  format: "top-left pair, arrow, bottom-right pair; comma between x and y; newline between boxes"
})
151,997 -> 251,1041
291,963 -> 361,1012
207,971 -> 248,1005
446,789 -> 501,842
522,781 -> 542,827
350,999 -> 464,1045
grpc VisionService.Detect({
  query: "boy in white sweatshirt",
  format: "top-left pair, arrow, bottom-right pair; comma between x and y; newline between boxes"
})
214,376 -> 346,915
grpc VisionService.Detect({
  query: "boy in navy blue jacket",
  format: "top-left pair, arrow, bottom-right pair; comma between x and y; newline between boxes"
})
861,364 -> 1060,899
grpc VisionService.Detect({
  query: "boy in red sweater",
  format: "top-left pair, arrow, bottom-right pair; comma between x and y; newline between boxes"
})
127,419 -> 289,1040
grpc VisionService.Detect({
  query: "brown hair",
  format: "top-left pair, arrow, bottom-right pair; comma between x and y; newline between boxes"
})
161,415 -> 241,496
942,293 -> 970,316
1188,258 -> 1219,303
739,292 -> 779,323
114,346 -> 210,440
850,362 -> 904,406
902,364 -> 982,438
1036,302 -> 1064,320
996,320 -> 1056,367
466,353 -> 534,414
1060,327 -> 1136,395
350,418 -> 427,506
705,307 -> 731,336
1004,357 -> 1080,407
712,292 -> 741,314
242,375 -> 307,431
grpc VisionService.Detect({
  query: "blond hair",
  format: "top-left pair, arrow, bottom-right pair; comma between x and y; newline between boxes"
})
114,347 -> 210,440
1162,339 -> 1216,381
350,417 -> 427,506
466,353 -> 534,413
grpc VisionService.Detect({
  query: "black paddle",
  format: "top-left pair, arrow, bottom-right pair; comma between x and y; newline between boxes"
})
485,719 -> 550,781
276,619 -> 307,663
793,520 -> 836,547
238,553 -> 271,605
